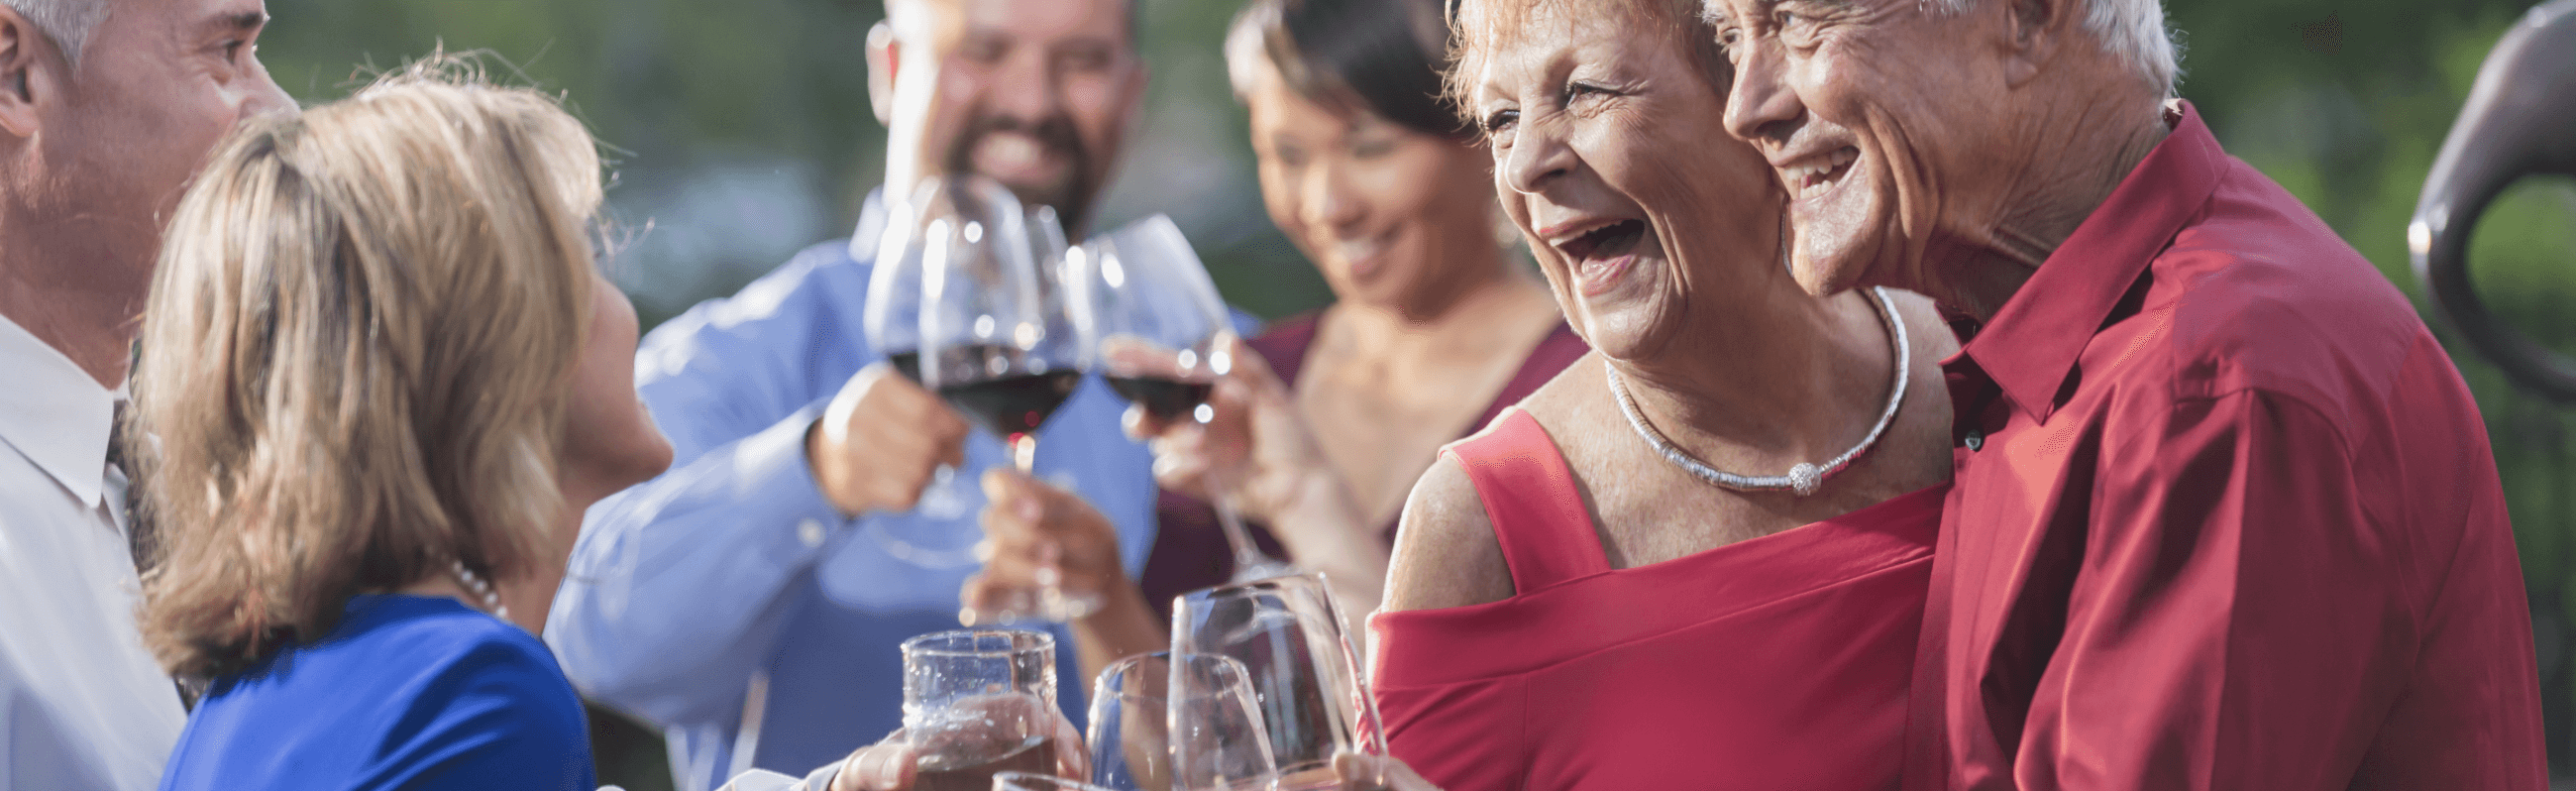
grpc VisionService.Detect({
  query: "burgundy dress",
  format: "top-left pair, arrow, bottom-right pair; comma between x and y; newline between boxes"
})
1368,408 -> 1943,791
1136,313 -> 1589,617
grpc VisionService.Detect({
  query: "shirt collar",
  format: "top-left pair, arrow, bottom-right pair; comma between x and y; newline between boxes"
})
0,311 -> 119,508
1956,100 -> 2228,422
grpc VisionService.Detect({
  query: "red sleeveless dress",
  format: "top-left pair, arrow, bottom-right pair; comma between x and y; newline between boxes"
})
1368,409 -> 1943,791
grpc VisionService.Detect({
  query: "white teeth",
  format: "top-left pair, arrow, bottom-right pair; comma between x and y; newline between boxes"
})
983,134 -> 1040,169
1784,149 -> 1859,200
1336,237 -> 1387,264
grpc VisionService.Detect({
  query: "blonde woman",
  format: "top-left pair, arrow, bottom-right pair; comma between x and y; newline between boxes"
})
131,65 -> 675,790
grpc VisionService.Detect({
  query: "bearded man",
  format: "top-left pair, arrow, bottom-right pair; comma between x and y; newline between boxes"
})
542,1 -> 1172,788
1699,0 -> 2548,787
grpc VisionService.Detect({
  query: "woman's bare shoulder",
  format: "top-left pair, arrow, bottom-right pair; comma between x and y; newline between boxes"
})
1383,444 -> 1515,614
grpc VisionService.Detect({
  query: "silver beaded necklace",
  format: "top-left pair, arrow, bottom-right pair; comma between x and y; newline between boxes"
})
1605,285 -> 1910,497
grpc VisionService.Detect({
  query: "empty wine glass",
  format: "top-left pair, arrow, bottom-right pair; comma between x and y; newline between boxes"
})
1170,574 -> 1385,791
1088,652 -> 1177,791
903,629 -> 1062,791
994,773 -> 1120,791
1087,652 -> 1277,791
1163,652 -> 1282,791
917,176 -> 1097,621
1066,215 -> 1294,584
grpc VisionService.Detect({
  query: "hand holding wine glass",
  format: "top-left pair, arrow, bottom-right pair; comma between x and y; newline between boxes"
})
900,630 -> 1087,791
960,470 -> 1166,677
1065,216 -> 1292,584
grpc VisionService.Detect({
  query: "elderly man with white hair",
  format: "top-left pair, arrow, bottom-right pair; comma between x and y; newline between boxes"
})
1700,0 -> 2549,787
0,0 -> 293,789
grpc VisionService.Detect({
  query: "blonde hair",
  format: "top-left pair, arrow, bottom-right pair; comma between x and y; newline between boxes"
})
1444,0 -> 1725,136
131,60 -> 604,680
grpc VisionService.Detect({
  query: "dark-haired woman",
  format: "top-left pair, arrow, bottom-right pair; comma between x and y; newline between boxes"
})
1136,0 -> 1585,615
960,0 -> 1583,676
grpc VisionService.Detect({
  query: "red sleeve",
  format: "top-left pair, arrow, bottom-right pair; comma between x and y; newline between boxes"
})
2012,387 -> 2529,790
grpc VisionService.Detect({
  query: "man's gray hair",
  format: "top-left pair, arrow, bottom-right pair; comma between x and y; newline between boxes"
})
3,0 -> 107,64
1927,0 -> 2181,96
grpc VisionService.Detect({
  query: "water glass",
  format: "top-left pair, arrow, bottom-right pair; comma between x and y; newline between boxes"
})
903,629 -> 1061,791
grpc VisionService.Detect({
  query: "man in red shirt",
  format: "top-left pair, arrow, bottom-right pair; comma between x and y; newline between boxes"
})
1701,0 -> 2549,788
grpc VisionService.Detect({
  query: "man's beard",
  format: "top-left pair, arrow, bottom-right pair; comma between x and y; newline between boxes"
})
943,112 -> 1099,232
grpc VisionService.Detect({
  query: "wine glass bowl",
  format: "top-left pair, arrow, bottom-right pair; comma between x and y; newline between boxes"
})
1066,215 -> 1294,584
1170,574 -> 1385,790
1066,215 -> 1234,423
1089,652 -> 1280,791
918,178 -> 1077,473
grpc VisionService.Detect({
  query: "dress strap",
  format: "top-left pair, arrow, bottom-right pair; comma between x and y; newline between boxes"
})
1440,408 -> 1612,593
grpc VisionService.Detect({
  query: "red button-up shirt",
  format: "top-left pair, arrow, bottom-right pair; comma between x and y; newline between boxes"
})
1904,102 -> 2547,791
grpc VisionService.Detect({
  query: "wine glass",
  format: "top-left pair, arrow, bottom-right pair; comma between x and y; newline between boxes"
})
902,629 -> 1062,791
1170,573 -> 1385,791
1163,652 -> 1282,791
994,773 -> 1120,791
1065,215 -> 1295,584
917,176 -> 1097,621
1088,652 -> 1277,791
855,180 -> 984,564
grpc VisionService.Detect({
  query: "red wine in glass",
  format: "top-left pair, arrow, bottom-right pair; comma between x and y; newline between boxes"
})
1105,376 -> 1214,422
887,350 -> 922,383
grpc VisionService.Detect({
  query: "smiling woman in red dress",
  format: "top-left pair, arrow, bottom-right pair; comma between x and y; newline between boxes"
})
1364,0 -> 1958,788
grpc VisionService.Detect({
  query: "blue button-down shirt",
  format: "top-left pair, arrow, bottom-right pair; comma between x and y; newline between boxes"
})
547,193 -> 1161,791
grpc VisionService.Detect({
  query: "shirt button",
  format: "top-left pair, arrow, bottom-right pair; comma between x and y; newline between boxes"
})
797,518 -> 827,548
1965,430 -> 1986,452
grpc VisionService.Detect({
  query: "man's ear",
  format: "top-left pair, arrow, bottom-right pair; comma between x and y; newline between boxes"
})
0,7 -> 48,140
866,21 -> 899,127
2000,0 -> 2077,88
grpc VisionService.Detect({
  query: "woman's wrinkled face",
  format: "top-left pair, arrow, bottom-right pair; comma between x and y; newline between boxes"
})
1242,56 -> 1498,311
1463,2 -> 1778,359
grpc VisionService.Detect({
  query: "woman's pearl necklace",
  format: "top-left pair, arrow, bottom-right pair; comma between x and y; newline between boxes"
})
1604,285 -> 1910,497
449,559 -> 508,620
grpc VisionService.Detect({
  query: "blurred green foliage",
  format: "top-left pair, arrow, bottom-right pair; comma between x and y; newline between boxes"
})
255,0 -> 2576,786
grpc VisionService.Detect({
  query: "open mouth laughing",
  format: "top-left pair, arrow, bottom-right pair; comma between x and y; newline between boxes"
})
1779,146 -> 1860,202
1546,218 -> 1652,296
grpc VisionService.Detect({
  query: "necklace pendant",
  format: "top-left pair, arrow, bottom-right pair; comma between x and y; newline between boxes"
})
1787,463 -> 1822,497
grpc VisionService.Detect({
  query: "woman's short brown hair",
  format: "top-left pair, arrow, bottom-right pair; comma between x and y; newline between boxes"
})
132,58 -> 604,681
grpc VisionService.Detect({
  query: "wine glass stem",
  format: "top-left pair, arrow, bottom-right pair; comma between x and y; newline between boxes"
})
1209,472 -> 1274,577
1012,433 -> 1038,473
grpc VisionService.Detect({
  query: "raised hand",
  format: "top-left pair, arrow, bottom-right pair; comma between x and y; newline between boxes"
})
961,470 -> 1165,679
806,362 -> 971,515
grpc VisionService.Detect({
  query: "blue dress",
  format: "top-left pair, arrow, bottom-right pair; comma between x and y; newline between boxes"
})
159,595 -> 594,791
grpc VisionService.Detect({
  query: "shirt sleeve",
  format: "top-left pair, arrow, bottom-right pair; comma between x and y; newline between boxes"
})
546,247 -> 864,729
2012,388 -> 2421,790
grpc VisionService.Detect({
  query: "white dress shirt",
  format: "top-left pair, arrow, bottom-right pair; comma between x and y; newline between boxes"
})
0,312 -> 186,791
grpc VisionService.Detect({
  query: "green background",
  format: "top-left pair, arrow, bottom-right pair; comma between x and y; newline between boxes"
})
251,0 -> 2576,786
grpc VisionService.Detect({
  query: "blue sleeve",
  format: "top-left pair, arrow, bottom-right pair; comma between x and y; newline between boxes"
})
363,633 -> 595,791
546,243 -> 871,728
